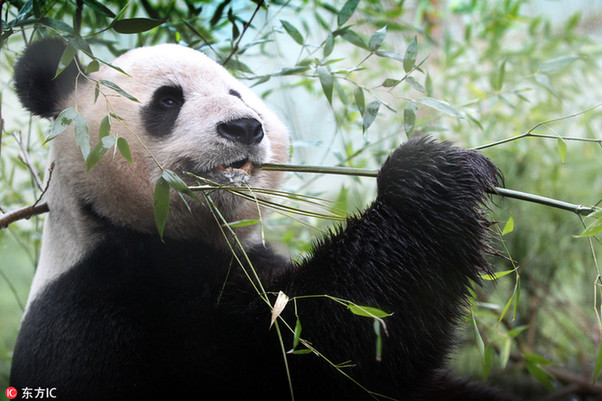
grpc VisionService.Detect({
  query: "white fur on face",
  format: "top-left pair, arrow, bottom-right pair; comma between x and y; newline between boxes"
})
58,44 -> 288,241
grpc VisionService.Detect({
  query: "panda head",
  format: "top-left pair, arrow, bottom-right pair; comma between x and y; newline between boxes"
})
14,38 -> 290,246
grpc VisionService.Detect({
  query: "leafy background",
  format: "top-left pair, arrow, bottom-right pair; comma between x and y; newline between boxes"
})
0,0 -> 601,400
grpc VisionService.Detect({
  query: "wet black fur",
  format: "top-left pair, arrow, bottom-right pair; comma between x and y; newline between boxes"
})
11,40 -> 516,401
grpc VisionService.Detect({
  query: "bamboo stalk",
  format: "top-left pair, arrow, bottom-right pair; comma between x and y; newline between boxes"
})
260,163 -> 598,217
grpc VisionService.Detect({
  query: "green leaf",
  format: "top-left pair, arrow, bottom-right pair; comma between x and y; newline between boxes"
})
403,101 -> 417,136
317,66 -> 334,104
100,80 -> 139,102
293,316 -> 302,349
368,26 -> 387,52
83,0 -> 116,17
354,87 -> 365,115
557,137 -> 567,164
46,107 -> 78,143
111,17 -> 165,34
417,97 -> 465,119
480,269 -> 515,281
117,137 -> 133,164
226,219 -> 261,228
280,20 -> 304,45
73,112 -> 90,160
524,354 -> 555,390
375,50 -> 404,63
403,36 -> 417,73
340,30 -> 368,49
362,101 -> 380,132
99,115 -> 111,138
54,44 -> 77,78
85,59 -> 100,74
337,0 -> 360,26
373,320 -> 383,362
162,169 -> 201,203
323,33 -> 334,57
153,176 -> 170,238
538,55 -> 579,74
86,135 -> 116,171
347,304 -> 391,318
576,210 -> 602,237
406,76 -> 426,94
491,59 -> 506,91
502,216 -> 514,235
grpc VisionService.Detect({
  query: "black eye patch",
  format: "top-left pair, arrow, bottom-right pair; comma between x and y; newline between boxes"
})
142,85 -> 184,137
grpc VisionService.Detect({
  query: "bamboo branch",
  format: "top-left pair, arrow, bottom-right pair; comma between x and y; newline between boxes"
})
260,163 -> 599,217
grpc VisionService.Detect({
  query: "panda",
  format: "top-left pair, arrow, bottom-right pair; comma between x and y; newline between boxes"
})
10,38 -> 515,401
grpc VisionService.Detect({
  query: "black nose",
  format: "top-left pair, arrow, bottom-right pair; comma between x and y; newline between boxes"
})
217,118 -> 264,145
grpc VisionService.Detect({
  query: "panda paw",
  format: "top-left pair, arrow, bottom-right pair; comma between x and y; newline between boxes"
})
376,137 -> 501,211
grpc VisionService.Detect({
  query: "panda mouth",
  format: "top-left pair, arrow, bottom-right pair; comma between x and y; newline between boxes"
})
215,158 -> 254,175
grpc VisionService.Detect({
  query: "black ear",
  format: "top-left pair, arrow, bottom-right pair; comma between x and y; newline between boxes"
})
14,38 -> 81,119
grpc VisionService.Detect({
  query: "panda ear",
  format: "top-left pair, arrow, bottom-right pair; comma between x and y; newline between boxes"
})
14,38 -> 81,119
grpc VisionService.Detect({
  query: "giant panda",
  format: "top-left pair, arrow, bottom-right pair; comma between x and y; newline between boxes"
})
10,38 -> 515,401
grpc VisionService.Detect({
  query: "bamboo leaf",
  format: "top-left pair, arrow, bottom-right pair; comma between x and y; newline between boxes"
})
98,115 -> 111,138
100,80 -> 140,102
154,176 -> 170,238
280,20 -> 304,45
347,304 -> 391,318
111,17 -> 165,34
323,32 -> 334,57
557,137 -> 567,164
538,55 -> 579,74
362,100 -> 380,132
340,29 -> 368,50
403,36 -> 417,73
417,97 -> 465,119
502,216 -> 514,235
403,101 -> 417,136
576,210 -> 602,237
226,219 -> 261,228
86,135 -> 116,171
354,86 -> 365,115
337,0 -> 360,26
73,112 -> 90,161
317,66 -> 334,104
54,44 -> 77,78
117,137 -> 133,164
46,107 -> 78,143
368,26 -> 387,52
270,291 -> 289,328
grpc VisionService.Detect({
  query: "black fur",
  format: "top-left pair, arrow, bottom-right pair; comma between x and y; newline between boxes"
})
14,38 -> 80,118
142,85 -> 185,136
10,137 -> 515,400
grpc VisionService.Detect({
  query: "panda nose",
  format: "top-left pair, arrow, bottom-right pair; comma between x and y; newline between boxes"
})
217,118 -> 264,145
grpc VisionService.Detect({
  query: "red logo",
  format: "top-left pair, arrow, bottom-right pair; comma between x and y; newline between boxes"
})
5,387 -> 17,400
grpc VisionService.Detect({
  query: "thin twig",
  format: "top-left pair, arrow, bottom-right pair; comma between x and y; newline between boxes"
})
12,132 -> 44,191
222,0 -> 264,66
260,163 -> 599,216
0,202 -> 49,229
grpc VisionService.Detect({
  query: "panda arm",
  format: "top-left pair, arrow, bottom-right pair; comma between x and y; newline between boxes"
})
269,137 -> 501,394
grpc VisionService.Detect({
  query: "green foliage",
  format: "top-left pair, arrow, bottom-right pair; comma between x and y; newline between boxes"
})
0,0 -> 601,398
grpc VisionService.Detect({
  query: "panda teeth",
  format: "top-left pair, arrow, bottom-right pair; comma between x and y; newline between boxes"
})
215,158 -> 253,175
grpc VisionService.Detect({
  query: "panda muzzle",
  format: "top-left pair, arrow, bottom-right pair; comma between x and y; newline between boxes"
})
215,158 -> 254,175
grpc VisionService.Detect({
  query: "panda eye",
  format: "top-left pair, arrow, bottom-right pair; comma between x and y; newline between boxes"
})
152,85 -> 184,110
159,96 -> 178,108
143,85 -> 185,137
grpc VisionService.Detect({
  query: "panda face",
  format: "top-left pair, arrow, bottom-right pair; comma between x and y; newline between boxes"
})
46,44 -> 290,243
